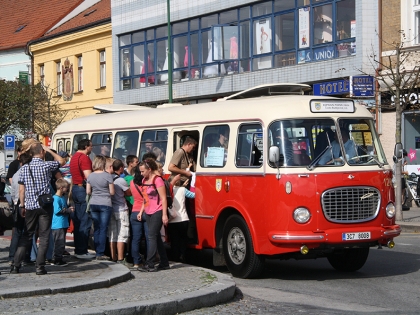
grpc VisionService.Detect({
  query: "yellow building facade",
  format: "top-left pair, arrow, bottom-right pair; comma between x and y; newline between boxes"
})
29,23 -> 113,120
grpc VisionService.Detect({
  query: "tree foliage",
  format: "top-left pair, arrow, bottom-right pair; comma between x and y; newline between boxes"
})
0,80 -> 75,140
0,80 -> 34,138
359,30 -> 420,220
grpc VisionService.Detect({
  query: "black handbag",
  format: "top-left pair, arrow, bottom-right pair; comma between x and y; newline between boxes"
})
38,193 -> 54,207
28,165 -> 54,208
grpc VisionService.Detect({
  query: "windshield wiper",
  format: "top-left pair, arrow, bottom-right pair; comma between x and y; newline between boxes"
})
307,145 -> 331,171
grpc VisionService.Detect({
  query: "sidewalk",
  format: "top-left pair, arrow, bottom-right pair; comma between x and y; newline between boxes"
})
0,237 -> 235,315
396,205 -> 420,233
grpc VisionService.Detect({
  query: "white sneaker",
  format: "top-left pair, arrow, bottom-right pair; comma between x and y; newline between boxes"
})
76,253 -> 95,259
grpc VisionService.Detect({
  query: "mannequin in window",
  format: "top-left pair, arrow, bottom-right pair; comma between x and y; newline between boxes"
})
204,39 -> 225,77
228,36 -> 238,73
184,46 -> 197,78
160,48 -> 181,82
139,51 -> 155,85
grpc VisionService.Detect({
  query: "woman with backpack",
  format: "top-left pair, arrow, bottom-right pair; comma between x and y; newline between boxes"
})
136,158 -> 170,272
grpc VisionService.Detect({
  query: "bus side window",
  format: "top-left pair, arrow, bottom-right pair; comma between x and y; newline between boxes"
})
139,129 -> 168,164
201,125 -> 229,168
91,132 -> 113,159
72,134 -> 89,155
113,131 -> 139,162
236,123 -> 263,168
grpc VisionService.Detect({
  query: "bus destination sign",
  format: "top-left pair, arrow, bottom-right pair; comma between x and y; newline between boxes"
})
310,100 -> 355,113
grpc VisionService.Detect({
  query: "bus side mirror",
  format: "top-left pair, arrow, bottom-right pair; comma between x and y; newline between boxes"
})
269,146 -> 284,166
394,142 -> 403,159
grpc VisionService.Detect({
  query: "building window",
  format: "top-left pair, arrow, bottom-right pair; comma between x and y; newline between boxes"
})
77,56 -> 83,91
118,0 -> 356,90
39,65 -> 44,87
414,1 -> 420,44
56,61 -> 62,95
99,50 -> 106,87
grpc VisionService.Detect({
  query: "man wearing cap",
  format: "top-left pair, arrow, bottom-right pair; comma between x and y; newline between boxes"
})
69,139 -> 94,259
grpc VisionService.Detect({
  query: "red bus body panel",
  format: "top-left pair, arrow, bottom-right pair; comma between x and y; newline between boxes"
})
194,169 -> 399,256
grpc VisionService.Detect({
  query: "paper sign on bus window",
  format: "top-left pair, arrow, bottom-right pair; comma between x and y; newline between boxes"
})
206,147 -> 225,166
310,100 -> 355,113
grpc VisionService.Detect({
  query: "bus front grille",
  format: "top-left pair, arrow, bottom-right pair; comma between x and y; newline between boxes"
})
321,187 -> 380,223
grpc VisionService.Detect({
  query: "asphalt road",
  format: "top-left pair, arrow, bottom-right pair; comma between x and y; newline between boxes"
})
183,232 -> 420,314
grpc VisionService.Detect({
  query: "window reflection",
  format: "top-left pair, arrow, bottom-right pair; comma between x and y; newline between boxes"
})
274,13 -> 295,51
336,0 -> 355,40
314,4 -> 333,44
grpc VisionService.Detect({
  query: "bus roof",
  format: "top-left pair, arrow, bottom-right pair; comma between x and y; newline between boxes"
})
53,94 -> 371,136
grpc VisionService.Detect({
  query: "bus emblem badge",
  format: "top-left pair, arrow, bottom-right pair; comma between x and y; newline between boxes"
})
216,179 -> 222,192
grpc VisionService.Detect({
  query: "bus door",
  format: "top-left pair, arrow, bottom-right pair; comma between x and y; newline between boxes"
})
171,128 -> 200,241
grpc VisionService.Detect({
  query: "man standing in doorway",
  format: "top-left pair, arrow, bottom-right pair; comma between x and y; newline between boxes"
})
70,139 -> 94,259
168,136 -> 197,186
11,142 -> 65,275
168,136 -> 197,242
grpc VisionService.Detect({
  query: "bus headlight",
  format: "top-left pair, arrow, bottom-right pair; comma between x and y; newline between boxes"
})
293,207 -> 311,223
385,203 -> 396,219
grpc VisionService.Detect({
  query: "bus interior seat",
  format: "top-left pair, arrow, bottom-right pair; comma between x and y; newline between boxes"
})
293,149 -> 311,165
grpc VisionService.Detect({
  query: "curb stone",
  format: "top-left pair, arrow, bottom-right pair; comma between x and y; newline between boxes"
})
31,268 -> 236,315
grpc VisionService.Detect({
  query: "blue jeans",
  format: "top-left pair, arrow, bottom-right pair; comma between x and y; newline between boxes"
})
145,210 -> 169,268
130,211 -> 149,264
90,204 -> 112,257
71,185 -> 91,255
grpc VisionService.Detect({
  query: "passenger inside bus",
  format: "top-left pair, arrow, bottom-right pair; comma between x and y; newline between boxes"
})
318,128 -> 357,165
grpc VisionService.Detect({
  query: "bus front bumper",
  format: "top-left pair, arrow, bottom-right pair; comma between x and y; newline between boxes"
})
269,224 -> 401,245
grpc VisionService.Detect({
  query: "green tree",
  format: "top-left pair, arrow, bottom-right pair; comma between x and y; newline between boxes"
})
0,80 -> 34,138
360,31 -> 420,220
0,80 -> 76,140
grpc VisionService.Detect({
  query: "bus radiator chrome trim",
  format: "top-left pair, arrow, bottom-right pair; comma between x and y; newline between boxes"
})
196,215 -> 214,220
271,234 -> 324,241
321,186 -> 380,223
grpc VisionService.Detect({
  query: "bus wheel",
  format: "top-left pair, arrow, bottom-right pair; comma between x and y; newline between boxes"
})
327,247 -> 369,272
222,215 -> 264,278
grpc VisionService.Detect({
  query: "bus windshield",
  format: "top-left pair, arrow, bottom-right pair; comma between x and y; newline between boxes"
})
269,118 -> 387,168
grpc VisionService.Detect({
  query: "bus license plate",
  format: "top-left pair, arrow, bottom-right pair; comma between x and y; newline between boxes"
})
342,232 -> 371,241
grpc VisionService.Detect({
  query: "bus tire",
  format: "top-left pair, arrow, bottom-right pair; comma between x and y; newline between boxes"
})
222,214 -> 264,278
327,247 -> 369,272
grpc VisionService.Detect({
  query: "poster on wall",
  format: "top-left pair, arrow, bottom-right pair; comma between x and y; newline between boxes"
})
351,20 -> 356,38
255,19 -> 271,55
255,19 -> 271,69
299,8 -> 310,49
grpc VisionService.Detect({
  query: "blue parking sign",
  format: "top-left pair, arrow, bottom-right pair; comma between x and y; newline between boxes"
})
5,135 -> 15,151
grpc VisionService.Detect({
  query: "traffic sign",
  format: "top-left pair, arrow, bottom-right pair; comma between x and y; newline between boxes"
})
4,135 -> 15,151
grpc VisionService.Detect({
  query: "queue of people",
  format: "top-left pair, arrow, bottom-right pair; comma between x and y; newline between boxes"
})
7,136 -> 198,275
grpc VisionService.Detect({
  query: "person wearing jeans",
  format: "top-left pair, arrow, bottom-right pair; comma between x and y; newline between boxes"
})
86,155 -> 115,260
130,211 -> 149,267
90,204 -> 113,258
71,185 -> 92,257
137,158 -> 169,272
70,138 -> 93,259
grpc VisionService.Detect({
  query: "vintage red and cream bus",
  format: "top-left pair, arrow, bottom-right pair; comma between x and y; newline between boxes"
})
52,84 -> 401,278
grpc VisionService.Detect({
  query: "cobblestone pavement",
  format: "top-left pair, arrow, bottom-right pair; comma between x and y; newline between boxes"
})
0,267 -> 213,314
0,237 -> 235,315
